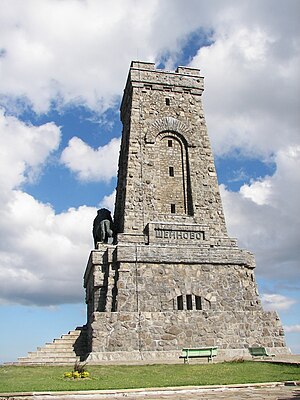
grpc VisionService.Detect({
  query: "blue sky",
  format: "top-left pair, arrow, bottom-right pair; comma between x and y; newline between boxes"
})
0,0 -> 299,363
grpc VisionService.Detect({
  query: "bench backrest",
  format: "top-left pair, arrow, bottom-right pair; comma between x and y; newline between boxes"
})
249,347 -> 267,356
182,347 -> 218,357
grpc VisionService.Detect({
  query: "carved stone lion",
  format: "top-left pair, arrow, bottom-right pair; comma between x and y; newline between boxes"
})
92,208 -> 114,247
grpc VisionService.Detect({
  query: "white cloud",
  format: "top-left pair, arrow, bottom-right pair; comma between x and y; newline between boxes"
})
0,110 -> 98,305
0,0 -> 172,113
99,190 -> 116,212
60,136 -> 120,182
0,108 -> 60,191
0,190 -> 97,305
190,2 -> 300,159
261,294 -> 296,311
220,146 -> 300,284
284,325 -> 300,333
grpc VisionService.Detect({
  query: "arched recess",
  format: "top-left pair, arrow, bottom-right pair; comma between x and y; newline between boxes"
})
154,131 -> 193,216
145,116 -> 195,147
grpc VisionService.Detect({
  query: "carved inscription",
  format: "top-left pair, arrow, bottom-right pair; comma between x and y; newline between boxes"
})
155,228 -> 205,240
146,222 -> 209,245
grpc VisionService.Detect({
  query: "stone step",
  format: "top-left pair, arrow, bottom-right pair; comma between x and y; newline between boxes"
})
53,335 -> 78,343
60,330 -> 80,339
28,350 -> 77,358
17,326 -> 88,365
18,356 -> 80,364
37,345 -> 86,352
53,340 -> 83,346
43,343 -> 77,350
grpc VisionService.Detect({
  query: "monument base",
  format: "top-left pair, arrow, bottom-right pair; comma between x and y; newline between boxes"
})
83,242 -> 289,363
85,309 -> 289,363
86,346 -> 291,364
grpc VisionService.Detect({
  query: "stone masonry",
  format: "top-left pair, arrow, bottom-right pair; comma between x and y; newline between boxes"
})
84,61 -> 289,363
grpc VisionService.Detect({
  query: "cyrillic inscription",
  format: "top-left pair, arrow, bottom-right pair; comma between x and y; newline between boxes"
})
155,229 -> 205,240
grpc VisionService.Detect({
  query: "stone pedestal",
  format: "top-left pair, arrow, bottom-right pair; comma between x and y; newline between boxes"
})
83,239 -> 288,362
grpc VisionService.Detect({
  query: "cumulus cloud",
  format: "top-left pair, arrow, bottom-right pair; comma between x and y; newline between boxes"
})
0,110 -> 98,305
284,325 -> 300,333
261,294 -> 296,311
99,190 -> 116,212
220,146 -> 300,284
0,108 -> 60,191
190,1 -> 300,158
0,194 -> 96,306
0,0 -> 188,113
60,136 -> 120,182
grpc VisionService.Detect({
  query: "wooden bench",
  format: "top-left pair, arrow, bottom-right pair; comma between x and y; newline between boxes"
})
180,347 -> 218,363
248,347 -> 275,359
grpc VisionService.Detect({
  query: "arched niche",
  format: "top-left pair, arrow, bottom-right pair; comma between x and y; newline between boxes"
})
153,131 -> 193,216
145,117 -> 196,147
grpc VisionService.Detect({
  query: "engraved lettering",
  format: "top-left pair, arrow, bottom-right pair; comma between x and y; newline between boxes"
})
177,231 -> 183,239
154,226 -> 205,242
156,229 -> 163,238
169,230 -> 176,239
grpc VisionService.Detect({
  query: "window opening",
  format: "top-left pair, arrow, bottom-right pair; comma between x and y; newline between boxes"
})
177,295 -> 183,310
168,139 -> 173,147
171,204 -> 176,214
166,98 -> 170,106
186,294 -> 193,310
169,166 -> 174,177
195,296 -> 202,310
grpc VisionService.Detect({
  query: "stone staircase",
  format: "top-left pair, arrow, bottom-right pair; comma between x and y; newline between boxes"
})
17,326 -> 89,365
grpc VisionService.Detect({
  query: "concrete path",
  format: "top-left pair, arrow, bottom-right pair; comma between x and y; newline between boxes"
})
1,383 -> 300,400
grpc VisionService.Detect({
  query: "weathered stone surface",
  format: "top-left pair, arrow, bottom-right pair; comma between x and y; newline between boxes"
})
84,61 -> 289,362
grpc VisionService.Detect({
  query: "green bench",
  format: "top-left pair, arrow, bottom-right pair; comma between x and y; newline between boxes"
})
180,347 -> 218,363
248,347 -> 275,359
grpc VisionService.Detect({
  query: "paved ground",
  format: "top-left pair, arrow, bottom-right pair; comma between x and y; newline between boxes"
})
1,384 -> 300,400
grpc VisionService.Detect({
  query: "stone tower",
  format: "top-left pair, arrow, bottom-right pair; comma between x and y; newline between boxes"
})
84,61 -> 288,362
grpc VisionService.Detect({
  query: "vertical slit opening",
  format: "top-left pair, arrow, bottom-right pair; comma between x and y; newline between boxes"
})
186,294 -> 193,310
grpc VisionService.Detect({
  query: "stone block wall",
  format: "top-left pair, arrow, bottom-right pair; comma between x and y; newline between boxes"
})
84,242 -> 288,361
87,309 -> 286,362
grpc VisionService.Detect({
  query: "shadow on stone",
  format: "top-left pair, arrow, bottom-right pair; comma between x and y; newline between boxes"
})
73,326 -> 89,362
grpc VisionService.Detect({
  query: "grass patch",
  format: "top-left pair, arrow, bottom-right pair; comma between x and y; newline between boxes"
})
0,362 -> 299,393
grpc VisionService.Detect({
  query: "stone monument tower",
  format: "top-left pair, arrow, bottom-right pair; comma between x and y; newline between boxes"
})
84,61 -> 288,362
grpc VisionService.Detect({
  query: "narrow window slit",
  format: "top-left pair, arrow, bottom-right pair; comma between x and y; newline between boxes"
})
186,294 -> 193,310
195,296 -> 202,310
177,295 -> 183,310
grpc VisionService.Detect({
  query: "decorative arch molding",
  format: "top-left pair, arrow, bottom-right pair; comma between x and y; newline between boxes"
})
145,117 -> 195,146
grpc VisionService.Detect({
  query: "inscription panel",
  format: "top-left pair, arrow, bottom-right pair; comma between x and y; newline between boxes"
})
146,222 -> 210,245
